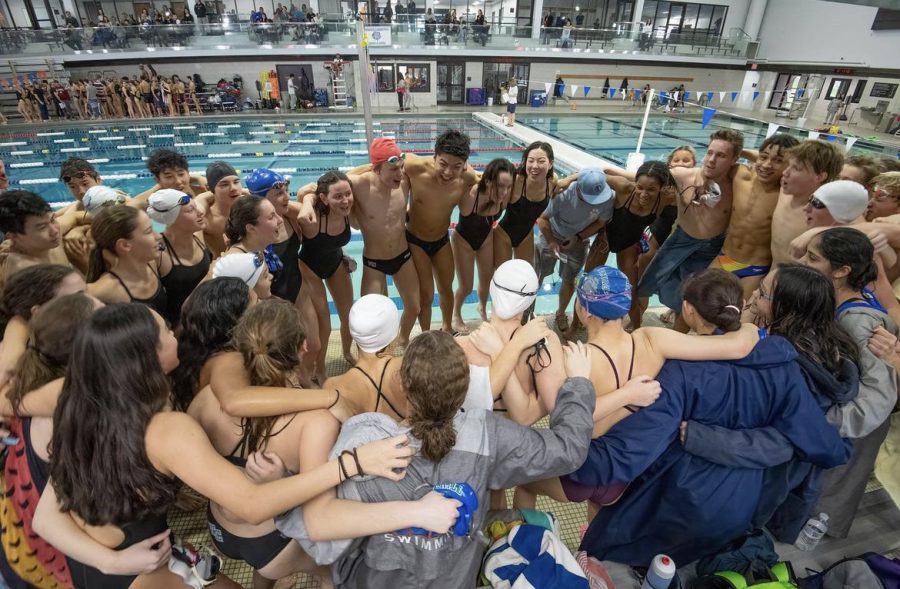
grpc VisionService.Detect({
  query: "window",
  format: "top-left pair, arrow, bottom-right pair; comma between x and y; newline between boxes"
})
825,78 -> 851,101
642,1 -> 727,37
397,64 -> 430,93
376,64 -> 395,92
850,80 -> 867,104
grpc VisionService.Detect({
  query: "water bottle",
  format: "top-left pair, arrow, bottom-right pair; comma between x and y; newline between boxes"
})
641,554 -> 676,589
795,512 -> 829,551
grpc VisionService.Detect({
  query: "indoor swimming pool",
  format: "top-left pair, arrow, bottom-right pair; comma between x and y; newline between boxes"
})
522,112 -> 893,166
0,114 -> 586,324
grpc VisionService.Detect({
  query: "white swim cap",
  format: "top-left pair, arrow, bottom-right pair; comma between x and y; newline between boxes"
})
212,252 -> 265,288
350,294 -> 400,353
147,189 -> 190,227
490,260 -> 538,320
83,185 -> 125,212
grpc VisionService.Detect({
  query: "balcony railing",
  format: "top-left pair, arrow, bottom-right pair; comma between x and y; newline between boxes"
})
0,21 -> 751,59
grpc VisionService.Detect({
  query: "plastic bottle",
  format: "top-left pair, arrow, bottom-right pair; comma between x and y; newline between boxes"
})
641,554 -> 676,589
794,512 -> 829,551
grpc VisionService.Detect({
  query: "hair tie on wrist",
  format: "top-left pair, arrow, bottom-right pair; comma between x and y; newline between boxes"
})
724,305 -> 741,313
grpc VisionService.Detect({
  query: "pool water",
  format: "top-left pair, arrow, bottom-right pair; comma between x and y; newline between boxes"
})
0,115 -> 586,325
522,113 -> 893,166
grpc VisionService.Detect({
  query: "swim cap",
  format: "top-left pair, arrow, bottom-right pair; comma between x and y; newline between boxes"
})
349,294 -> 400,352
212,252 -> 264,288
490,260 -> 539,320
206,161 -> 239,191
576,266 -> 632,320
369,138 -> 402,167
245,168 -> 286,197
812,180 -> 869,223
83,185 -> 125,212
147,189 -> 189,226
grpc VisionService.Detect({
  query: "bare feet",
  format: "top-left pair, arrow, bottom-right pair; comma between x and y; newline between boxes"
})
555,310 -> 569,332
451,315 -> 469,335
477,303 -> 488,323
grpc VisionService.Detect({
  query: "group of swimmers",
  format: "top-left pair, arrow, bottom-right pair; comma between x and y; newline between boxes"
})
0,123 -> 898,588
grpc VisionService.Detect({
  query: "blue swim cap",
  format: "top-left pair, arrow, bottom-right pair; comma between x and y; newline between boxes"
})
576,266 -> 632,320
245,168 -> 286,197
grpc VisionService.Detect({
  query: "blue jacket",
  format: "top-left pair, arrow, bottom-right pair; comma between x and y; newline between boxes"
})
575,335 -> 851,566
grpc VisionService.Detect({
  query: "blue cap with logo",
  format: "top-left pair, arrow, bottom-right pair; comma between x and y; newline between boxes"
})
576,167 -> 614,206
576,266 -> 632,320
245,168 -> 286,197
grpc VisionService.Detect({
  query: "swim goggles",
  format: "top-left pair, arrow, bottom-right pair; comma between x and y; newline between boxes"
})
244,251 -> 265,283
385,153 -> 406,166
62,170 -> 96,183
150,194 -> 191,213
491,278 -> 536,297
808,196 -> 827,210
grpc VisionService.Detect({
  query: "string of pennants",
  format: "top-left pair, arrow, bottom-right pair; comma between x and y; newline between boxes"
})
0,71 -> 50,88
537,82 -> 807,106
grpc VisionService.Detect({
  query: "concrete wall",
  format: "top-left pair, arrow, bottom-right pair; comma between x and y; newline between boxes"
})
756,0 -> 900,70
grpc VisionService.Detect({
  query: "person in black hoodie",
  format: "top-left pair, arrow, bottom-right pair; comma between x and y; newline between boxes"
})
681,263 -> 859,542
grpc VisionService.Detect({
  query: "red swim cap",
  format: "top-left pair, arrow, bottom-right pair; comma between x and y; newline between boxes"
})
369,138 -> 402,166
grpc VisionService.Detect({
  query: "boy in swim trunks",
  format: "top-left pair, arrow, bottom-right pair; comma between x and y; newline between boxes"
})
710,133 -> 799,300
297,138 -> 421,346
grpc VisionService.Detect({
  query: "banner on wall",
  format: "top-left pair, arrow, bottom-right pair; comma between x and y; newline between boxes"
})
364,26 -> 392,46
702,107 -> 717,128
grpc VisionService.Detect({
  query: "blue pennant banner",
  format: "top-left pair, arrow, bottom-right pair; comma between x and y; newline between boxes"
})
583,86 -> 591,97
683,91 -> 690,101
702,107 -> 717,128
753,91 -> 760,101
609,88 -> 616,98
730,91 -> 739,102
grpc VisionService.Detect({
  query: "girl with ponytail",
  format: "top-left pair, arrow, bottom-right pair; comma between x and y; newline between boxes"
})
188,299 -> 459,587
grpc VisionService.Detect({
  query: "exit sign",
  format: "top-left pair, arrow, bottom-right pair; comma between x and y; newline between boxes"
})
834,68 -> 854,75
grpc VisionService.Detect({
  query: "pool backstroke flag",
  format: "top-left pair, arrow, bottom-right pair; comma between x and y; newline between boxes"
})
702,107 -> 717,128
545,82 -> 552,95
583,86 -> 591,97
766,122 -> 780,138
609,88 -> 616,98
570,84 -> 579,97
730,91 -> 739,102
707,91 -> 715,103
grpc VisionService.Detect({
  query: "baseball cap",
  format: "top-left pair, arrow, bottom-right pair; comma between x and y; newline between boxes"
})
576,168 -> 614,206
245,168 -> 286,197
812,180 -> 869,224
576,266 -> 632,320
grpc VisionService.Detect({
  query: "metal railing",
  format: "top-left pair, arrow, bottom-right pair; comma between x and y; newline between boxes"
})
0,21 -> 752,59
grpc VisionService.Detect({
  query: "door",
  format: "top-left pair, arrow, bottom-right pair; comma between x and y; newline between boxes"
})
437,62 -> 464,104
483,62 -> 529,104
768,73 -> 809,112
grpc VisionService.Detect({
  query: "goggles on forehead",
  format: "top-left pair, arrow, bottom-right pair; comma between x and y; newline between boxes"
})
491,278 -> 536,298
151,194 -> 191,213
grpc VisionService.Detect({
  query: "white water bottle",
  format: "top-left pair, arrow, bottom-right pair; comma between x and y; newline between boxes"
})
641,554 -> 676,589
794,512 -> 829,551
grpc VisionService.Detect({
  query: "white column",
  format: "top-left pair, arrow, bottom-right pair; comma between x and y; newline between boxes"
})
530,0 -> 543,40
631,0 -> 644,39
743,0 -> 767,40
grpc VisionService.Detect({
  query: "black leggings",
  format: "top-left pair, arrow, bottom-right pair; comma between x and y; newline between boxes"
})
397,91 -> 404,109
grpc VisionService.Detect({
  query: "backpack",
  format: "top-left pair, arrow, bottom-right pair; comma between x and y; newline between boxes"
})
798,552 -> 900,589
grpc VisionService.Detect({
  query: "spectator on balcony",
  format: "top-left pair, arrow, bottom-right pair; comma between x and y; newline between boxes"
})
474,9 -> 486,45
406,0 -> 416,30
383,0 -> 393,23
593,18 -> 600,28
64,24 -> 84,50
424,8 -> 436,44
560,17 -> 573,48
64,10 -> 80,27
194,0 -> 207,33
575,12 -> 584,26
542,12 -> 553,44
395,0 -> 405,26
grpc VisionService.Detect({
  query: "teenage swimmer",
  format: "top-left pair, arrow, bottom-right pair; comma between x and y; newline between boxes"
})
451,158 -> 515,333
298,171 -> 355,380
147,189 -> 212,325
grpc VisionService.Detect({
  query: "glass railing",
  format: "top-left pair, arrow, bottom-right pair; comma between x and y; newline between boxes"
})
0,21 -> 752,59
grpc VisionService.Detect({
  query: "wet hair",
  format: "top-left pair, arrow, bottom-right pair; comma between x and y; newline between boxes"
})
785,140 -> 844,183
8,294 -> 96,416
401,331 -> 469,462
224,195 -> 265,244
0,264 -> 78,330
314,170 -> 352,215
769,264 -> 858,375
666,145 -> 697,167
878,157 -> 900,173
170,278 -> 251,411
58,157 -> 98,181
50,304 -> 177,527
635,160 -> 675,190
843,155 -> 882,188
758,133 -> 800,155
86,204 -> 142,282
147,148 -> 189,178
233,299 -> 305,451
476,158 -> 517,199
709,129 -> 744,159
0,190 -> 52,235
681,268 -> 743,332
518,141 -> 555,178
873,172 -> 900,198
816,227 -> 878,291
434,130 -> 471,161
